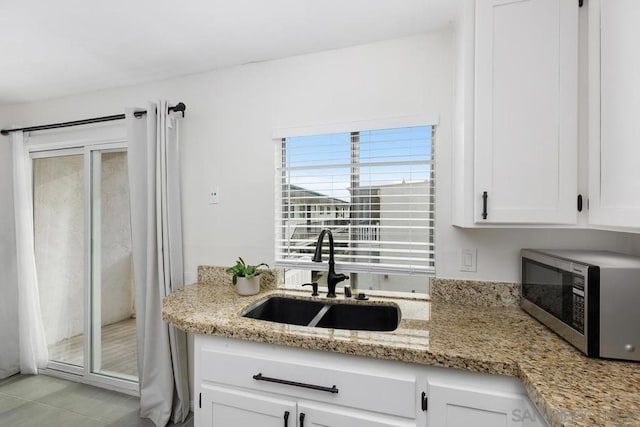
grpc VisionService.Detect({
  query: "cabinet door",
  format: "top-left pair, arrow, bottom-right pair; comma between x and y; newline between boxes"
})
588,0 -> 640,228
198,384 -> 297,427
297,402 -> 416,427
474,0 -> 578,224
427,381 -> 546,427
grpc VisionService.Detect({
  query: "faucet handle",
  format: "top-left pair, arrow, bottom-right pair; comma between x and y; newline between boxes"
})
302,282 -> 319,296
335,273 -> 349,283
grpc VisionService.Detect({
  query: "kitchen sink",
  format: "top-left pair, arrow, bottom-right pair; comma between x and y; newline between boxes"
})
241,296 -> 400,332
315,303 -> 400,331
241,296 -> 325,326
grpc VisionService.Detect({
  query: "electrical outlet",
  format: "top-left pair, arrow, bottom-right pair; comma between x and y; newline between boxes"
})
460,248 -> 477,272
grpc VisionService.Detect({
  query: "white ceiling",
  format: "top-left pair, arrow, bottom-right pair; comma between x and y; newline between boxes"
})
0,0 -> 457,106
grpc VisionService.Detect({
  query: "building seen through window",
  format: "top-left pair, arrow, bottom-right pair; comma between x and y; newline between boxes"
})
276,125 -> 435,294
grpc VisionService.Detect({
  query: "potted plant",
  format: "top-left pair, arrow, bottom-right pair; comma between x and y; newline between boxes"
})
226,257 -> 269,296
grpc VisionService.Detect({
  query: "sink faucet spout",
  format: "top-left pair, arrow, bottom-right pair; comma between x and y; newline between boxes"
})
312,229 -> 348,298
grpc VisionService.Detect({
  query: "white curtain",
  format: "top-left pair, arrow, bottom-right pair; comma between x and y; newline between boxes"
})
11,131 -> 49,374
126,101 -> 189,426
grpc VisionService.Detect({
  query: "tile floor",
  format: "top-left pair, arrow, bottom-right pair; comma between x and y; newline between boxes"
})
0,374 -> 193,426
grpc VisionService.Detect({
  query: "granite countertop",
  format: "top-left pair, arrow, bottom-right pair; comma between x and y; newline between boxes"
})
162,277 -> 640,427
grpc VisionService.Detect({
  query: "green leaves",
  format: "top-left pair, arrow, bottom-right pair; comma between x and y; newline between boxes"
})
226,257 -> 269,284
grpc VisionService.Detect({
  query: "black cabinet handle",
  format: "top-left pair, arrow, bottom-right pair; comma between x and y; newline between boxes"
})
253,373 -> 339,394
283,411 -> 289,427
300,413 -> 305,427
577,194 -> 583,212
482,191 -> 488,219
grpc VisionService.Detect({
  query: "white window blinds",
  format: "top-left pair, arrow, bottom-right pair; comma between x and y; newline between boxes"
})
276,125 -> 435,275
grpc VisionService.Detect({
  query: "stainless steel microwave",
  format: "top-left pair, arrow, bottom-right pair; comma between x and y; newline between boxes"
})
521,249 -> 640,362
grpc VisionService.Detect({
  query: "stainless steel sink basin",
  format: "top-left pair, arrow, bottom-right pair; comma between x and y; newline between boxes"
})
241,296 -> 400,332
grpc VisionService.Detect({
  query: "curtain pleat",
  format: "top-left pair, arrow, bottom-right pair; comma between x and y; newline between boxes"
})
126,101 -> 190,426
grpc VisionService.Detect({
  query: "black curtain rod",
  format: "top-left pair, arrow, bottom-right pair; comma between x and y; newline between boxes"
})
0,102 -> 186,136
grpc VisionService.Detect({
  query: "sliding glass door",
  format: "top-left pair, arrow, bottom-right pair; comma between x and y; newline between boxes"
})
33,151 -> 85,370
32,142 -> 138,391
90,148 -> 137,381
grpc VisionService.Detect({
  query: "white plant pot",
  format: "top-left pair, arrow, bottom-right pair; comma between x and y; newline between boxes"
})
236,276 -> 260,296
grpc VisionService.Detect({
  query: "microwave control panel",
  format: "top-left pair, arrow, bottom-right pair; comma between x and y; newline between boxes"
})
572,274 -> 585,333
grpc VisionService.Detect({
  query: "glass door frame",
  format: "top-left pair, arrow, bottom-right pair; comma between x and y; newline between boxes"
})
29,136 -> 138,396
30,147 -> 84,380
88,143 -> 138,386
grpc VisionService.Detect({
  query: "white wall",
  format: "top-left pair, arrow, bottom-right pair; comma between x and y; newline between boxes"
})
0,29 -> 637,293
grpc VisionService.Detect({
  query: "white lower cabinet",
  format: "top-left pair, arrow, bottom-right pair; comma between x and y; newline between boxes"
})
201,385 -> 296,426
298,402 -> 414,427
200,385 -> 414,427
427,380 -> 545,427
195,335 -> 546,427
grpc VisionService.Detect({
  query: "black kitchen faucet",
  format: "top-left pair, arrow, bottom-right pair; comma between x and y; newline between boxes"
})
312,229 -> 349,298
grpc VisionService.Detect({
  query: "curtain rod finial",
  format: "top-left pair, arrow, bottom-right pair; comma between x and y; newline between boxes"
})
171,102 -> 186,118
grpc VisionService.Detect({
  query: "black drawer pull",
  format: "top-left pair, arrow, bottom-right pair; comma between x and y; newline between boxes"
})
283,411 -> 289,427
253,373 -> 339,394
300,413 -> 305,427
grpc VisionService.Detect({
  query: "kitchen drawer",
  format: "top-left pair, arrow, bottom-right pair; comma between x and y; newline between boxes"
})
199,346 -> 417,418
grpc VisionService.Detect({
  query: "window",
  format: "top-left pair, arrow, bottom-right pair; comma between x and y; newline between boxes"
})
276,125 -> 435,292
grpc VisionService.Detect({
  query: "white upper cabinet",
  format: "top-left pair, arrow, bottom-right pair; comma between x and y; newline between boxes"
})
588,0 -> 640,229
453,0 -> 579,226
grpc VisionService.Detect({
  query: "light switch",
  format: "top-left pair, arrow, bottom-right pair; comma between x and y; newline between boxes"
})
460,248 -> 477,272
209,188 -> 220,204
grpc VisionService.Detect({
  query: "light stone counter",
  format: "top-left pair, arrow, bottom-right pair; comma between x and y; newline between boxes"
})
162,272 -> 640,427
